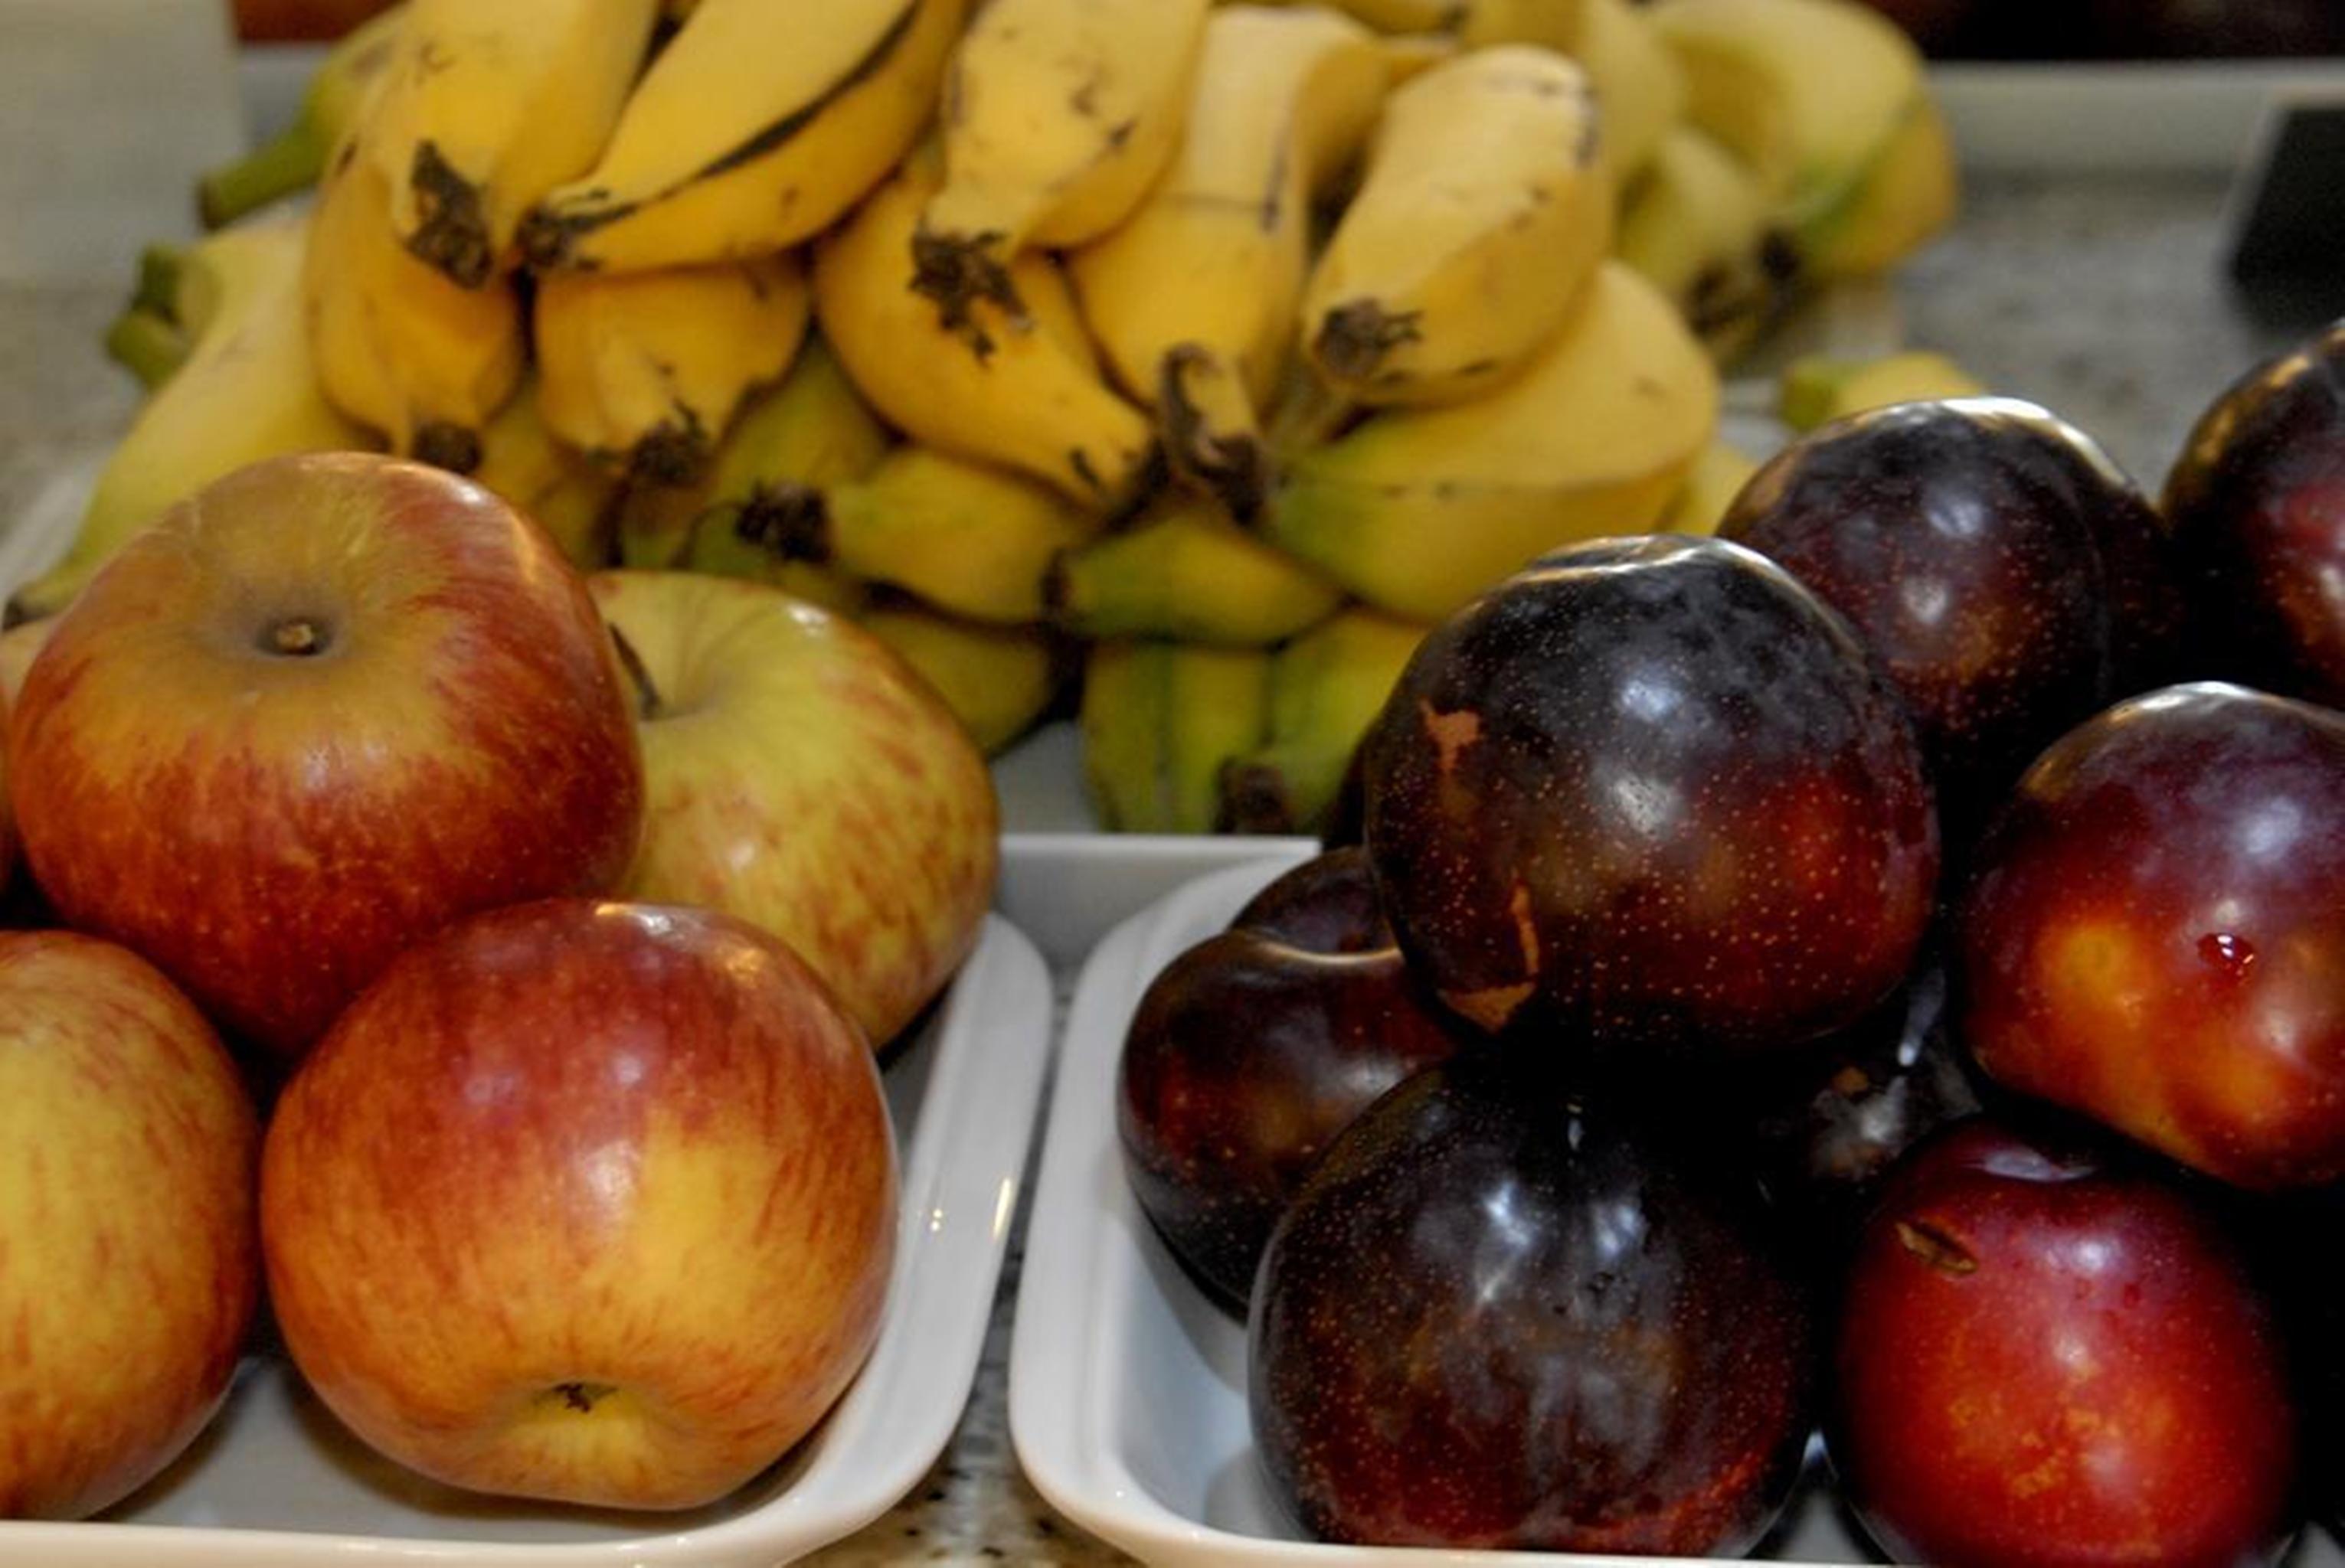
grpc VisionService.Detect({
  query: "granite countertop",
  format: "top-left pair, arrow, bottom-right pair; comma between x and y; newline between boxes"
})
0,166 -> 2322,1564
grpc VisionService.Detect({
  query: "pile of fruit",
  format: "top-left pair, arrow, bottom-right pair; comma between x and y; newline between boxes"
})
33,0 -> 1954,835
0,449 -> 1001,1519
1118,316 -> 2345,1561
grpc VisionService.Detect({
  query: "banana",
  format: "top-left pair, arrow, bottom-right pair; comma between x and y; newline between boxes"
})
766,447 -> 1101,625
1300,44 -> 1610,408
1222,606 -> 1428,835
1080,641 -> 1272,834
1654,438 -> 1759,534
469,377 -> 619,570
1651,0 -> 1928,256
912,0 -> 1212,337
198,3 -> 406,228
303,122 -> 526,471
682,335 -> 892,596
1253,260 -> 1717,622
816,150 -> 1156,511
1047,499 -> 1343,646
521,0 -> 965,275
1778,348 -> 1983,432
1614,122 -> 1785,361
533,253 -> 811,486
1796,90 -> 1958,282
1064,5 -> 1394,517
11,220 -> 373,622
859,604 -> 1065,756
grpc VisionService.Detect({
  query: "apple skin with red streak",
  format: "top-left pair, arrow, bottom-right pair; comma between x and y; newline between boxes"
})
2164,319 -> 2345,710
7,452 -> 645,1063
260,897 -> 898,1511
1249,1047 -> 1816,1554
0,930 -> 258,1520
1118,848 -> 1465,1312
1361,534 -> 1939,1059
1830,1116 -> 2299,1568
1957,681 -> 2345,1190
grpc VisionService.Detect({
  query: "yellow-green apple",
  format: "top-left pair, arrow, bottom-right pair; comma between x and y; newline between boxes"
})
589,570 -> 997,1047
260,897 -> 900,1509
8,452 -> 646,1063
0,930 -> 259,1518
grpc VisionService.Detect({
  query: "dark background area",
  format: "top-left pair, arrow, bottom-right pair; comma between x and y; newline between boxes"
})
1856,0 -> 2345,58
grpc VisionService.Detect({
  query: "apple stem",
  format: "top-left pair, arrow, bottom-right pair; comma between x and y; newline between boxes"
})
268,617 -> 329,656
607,624 -> 662,721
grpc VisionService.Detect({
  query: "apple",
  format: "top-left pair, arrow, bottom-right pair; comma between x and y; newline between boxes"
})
8,452 -> 646,1062
260,897 -> 899,1510
1958,682 -> 2345,1189
0,930 -> 258,1519
1830,1116 -> 2299,1568
588,570 -> 997,1047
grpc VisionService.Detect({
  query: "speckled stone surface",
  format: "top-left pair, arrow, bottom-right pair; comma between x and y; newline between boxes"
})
0,167 -> 2326,1565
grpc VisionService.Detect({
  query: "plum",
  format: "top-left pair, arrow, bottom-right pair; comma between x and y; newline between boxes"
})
1958,681 -> 2345,1189
2164,318 -> 2345,708
1361,534 -> 1938,1060
1249,1047 -> 1815,1553
1720,397 -> 2183,841
1830,1116 -> 2300,1568
1117,849 -> 1464,1311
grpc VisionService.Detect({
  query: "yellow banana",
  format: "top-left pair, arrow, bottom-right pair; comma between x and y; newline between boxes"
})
1614,122 -> 1784,361
365,0 -> 657,287
1300,44 -> 1611,407
1778,348 -> 1984,432
1065,5 -> 1393,518
682,335 -> 892,596
767,447 -> 1101,626
1254,260 -> 1716,622
913,0 -> 1212,336
816,151 -> 1155,511
521,0 -> 965,275
1222,607 -> 1428,835
12,219 -> 374,621
303,122 -> 525,471
533,253 -> 811,485
1047,499 -> 1343,646
1796,90 -> 1959,281
1081,641 -> 1272,834
1652,0 -> 1928,254
469,377 -> 618,570
197,2 -> 405,228
859,605 -> 1065,756
1654,438 -> 1759,535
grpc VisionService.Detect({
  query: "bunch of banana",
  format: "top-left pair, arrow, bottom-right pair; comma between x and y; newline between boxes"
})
914,0 -> 1212,337
1614,124 -> 1784,361
1080,640 -> 1273,835
1221,606 -> 1428,836
1048,499 -> 1343,647
469,376 -> 622,571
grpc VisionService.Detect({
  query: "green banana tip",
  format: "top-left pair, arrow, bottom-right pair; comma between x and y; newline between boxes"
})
194,120 -> 325,230
103,308 -> 191,390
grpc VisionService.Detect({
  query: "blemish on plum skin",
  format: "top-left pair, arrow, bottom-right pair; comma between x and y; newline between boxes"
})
1509,881 -> 1541,978
1421,702 -> 1481,776
1895,1218 -> 1979,1277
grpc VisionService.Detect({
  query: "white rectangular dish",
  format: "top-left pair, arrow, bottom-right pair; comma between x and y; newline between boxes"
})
0,913 -> 1055,1567
1009,856 -> 2345,1566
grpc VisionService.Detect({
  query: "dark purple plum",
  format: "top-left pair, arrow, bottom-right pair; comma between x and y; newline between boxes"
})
1361,534 -> 1938,1060
1117,850 -> 1464,1312
1720,397 -> 2182,841
1249,1047 -> 1815,1553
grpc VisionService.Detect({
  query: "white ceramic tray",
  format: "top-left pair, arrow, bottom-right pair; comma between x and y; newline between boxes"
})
1009,857 -> 2345,1566
0,913 -> 1054,1566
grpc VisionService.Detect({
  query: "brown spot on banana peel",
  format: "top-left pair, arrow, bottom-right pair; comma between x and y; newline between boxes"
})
732,481 -> 828,560
404,139 -> 495,289
1156,345 -> 1268,522
410,420 -> 482,475
515,0 -> 925,270
908,224 -> 1027,354
629,413 -> 711,488
1218,758 -> 1298,836
1314,300 -> 1424,385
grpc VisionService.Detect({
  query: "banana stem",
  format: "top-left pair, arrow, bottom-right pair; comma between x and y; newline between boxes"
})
103,309 -> 191,390
196,122 -> 326,230
1262,374 -> 1358,468
127,244 -> 187,320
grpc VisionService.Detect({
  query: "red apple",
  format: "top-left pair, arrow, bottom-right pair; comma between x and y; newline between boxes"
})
0,930 -> 258,1519
589,570 -> 997,1047
1831,1116 -> 2298,1568
8,452 -> 645,1062
260,897 -> 899,1510
1958,682 -> 2345,1189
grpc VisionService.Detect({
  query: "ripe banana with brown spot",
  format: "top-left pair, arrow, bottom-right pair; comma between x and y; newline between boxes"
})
1047,498 -> 1343,647
1222,606 -> 1429,836
1300,44 -> 1611,408
1081,639 -> 1272,834
914,0 -> 1213,338
1064,4 -> 1395,518
521,0 -> 966,274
